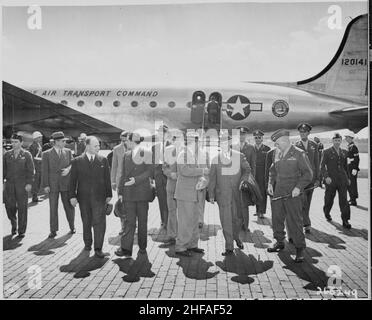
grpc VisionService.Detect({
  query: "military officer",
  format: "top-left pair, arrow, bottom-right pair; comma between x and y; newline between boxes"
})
3,133 -> 35,237
321,133 -> 351,228
295,123 -> 320,234
236,126 -> 256,231
345,131 -> 359,206
267,129 -> 313,263
252,130 -> 270,219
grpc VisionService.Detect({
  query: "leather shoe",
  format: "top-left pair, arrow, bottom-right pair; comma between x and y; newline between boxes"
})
32,197 -> 40,203
267,242 -> 285,253
349,200 -> 357,206
188,247 -> 204,253
69,228 -> 76,234
325,214 -> 332,222
176,250 -> 192,257
11,229 -> 17,236
222,250 -> 234,256
294,248 -> 305,263
115,248 -> 132,257
138,249 -> 147,254
94,250 -> 106,259
48,231 -> 57,238
342,221 -> 352,229
304,227 -> 311,234
235,240 -> 244,250
17,233 -> 25,238
84,245 -> 92,251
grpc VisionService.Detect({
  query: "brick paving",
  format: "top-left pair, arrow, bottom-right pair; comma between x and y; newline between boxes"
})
2,179 -> 369,299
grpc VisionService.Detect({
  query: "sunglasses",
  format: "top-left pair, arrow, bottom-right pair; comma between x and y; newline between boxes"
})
254,136 -> 262,139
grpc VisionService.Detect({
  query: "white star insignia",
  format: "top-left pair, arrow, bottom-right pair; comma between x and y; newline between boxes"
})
228,96 -> 249,117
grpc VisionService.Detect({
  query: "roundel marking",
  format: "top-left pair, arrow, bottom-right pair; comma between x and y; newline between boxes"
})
272,100 -> 289,117
226,95 -> 251,120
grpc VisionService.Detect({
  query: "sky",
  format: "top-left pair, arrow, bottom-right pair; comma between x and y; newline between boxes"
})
2,1 -> 368,88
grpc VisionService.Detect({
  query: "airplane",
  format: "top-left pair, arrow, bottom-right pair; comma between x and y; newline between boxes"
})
2,14 -> 368,145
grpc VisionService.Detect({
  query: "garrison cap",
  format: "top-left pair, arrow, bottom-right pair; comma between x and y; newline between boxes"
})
332,132 -> 342,140
253,130 -> 264,137
297,123 -> 312,132
236,126 -> 249,134
120,130 -> 129,137
344,130 -> 355,138
10,133 -> 23,141
271,129 -> 290,142
33,131 -> 43,139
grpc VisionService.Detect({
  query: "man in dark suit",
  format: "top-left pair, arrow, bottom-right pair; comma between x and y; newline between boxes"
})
295,123 -> 320,234
41,131 -> 75,238
345,131 -> 360,206
252,130 -> 270,219
115,133 -> 153,257
69,136 -> 112,258
321,133 -> 351,228
29,131 -> 43,203
236,126 -> 256,231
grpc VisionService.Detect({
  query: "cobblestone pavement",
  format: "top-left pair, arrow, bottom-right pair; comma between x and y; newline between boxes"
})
2,179 -> 369,299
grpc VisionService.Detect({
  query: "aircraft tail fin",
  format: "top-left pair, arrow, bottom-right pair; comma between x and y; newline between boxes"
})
295,14 -> 368,102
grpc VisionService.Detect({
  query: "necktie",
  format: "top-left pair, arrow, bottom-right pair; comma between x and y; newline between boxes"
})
90,156 -> 94,163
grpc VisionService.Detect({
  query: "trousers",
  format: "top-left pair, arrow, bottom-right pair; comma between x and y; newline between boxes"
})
49,191 -> 75,232
175,200 -> 199,252
4,181 -> 28,234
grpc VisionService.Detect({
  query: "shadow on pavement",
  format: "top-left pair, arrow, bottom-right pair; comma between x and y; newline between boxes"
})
28,233 -> 72,255
330,221 -> 368,240
113,252 -> 155,282
278,245 -> 328,291
240,229 -> 272,249
199,224 -> 222,241
166,248 -> 219,280
216,251 -> 273,285
355,204 -> 368,211
305,227 -> 346,250
60,249 -> 109,278
254,217 -> 272,226
3,235 -> 23,251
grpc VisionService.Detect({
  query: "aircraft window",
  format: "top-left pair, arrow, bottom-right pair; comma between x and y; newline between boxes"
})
186,102 -> 192,108
77,100 -> 84,107
131,101 -> 138,107
150,101 -> 157,108
95,100 -> 103,107
61,100 -> 68,105
168,101 -> 176,108
272,100 -> 289,117
113,100 -> 120,107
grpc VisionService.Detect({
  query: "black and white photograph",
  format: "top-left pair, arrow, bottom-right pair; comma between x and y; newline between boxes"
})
1,0 -> 369,302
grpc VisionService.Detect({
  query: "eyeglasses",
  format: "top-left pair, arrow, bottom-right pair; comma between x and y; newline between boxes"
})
254,136 -> 262,139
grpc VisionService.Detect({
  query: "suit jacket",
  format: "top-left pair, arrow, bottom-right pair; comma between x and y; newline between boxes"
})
41,147 -> 73,192
208,150 -> 250,205
111,143 -> 127,186
295,139 -> 319,184
265,148 -> 277,189
174,147 -> 204,202
118,147 -> 153,202
69,153 -> 112,203
320,147 -> 350,184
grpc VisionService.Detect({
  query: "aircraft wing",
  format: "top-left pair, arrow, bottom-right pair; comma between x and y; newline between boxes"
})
329,105 -> 368,133
2,81 -> 122,141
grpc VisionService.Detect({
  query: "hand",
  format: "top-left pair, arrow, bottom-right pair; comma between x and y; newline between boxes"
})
267,184 -> 273,196
61,167 -> 71,176
44,186 -> 50,193
118,195 -> 123,202
314,180 -> 320,188
25,184 -> 32,192
105,197 -> 112,204
170,172 -> 177,180
111,183 -> 117,191
292,187 -> 300,198
70,198 -> 78,207
325,177 -> 332,185
203,168 -> 210,175
348,179 -> 351,186
352,169 -> 357,176
209,198 -> 215,204
124,177 -> 135,186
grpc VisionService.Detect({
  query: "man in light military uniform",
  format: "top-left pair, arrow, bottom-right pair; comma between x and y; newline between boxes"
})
236,126 -> 256,231
29,131 -> 43,203
3,133 -> 35,237
344,131 -> 360,206
267,129 -> 313,263
321,133 -> 351,228
295,123 -> 320,234
252,130 -> 270,219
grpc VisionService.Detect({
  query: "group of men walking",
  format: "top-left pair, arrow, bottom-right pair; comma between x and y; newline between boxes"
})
3,122 -> 360,263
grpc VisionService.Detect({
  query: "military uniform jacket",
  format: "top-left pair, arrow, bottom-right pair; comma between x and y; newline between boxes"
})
208,150 -> 251,205
346,142 -> 360,171
41,147 -> 73,192
253,144 -> 270,173
118,148 -> 153,202
295,139 -> 319,183
3,148 -> 34,185
29,141 -> 42,170
69,153 -> 112,203
269,145 -> 313,197
320,147 -> 350,184
240,142 -> 256,177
